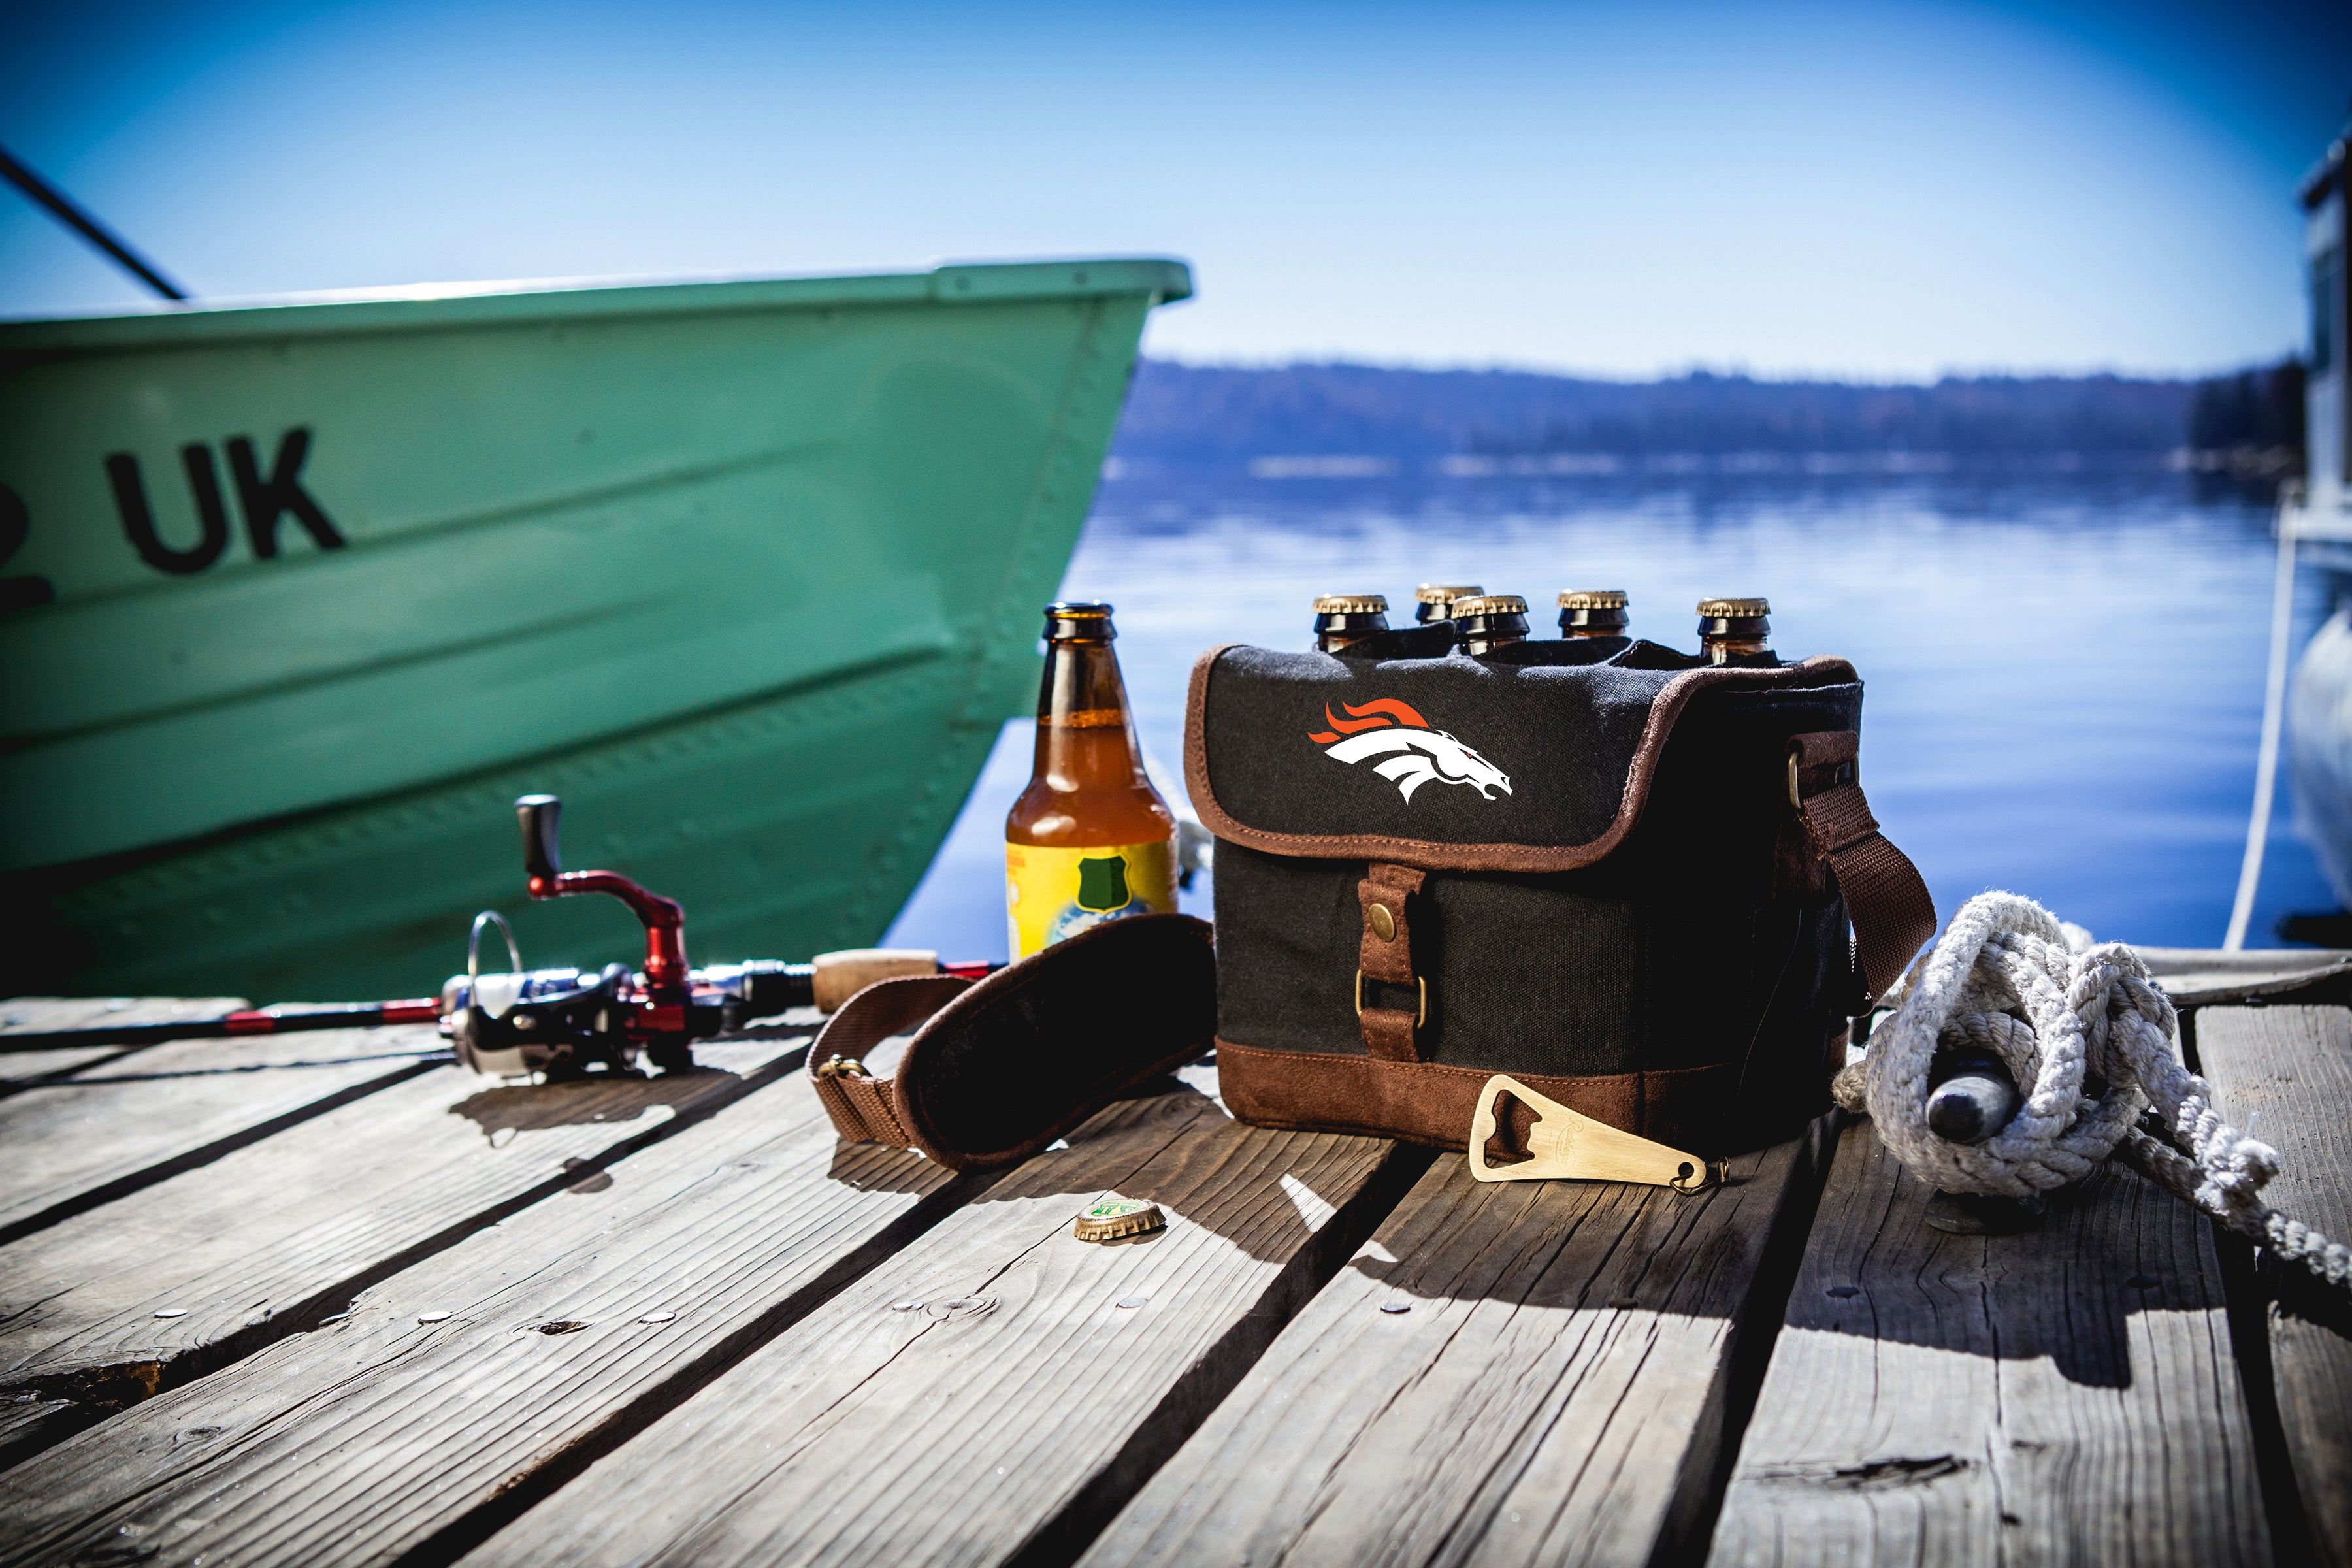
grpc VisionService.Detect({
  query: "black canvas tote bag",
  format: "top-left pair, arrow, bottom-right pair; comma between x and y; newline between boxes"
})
1184,626 -> 1935,1158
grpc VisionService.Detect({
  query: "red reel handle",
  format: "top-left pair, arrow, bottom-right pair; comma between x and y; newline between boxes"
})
514,794 -> 691,995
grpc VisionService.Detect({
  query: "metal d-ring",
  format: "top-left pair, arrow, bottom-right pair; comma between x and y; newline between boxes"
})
468,909 -> 525,1000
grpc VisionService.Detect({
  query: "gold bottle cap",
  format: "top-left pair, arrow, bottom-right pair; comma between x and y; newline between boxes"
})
1073,1194 -> 1166,1243
1557,589 -> 1629,610
1450,594 -> 1528,617
1414,583 -> 1484,604
1313,594 -> 1389,614
1696,597 -> 1770,618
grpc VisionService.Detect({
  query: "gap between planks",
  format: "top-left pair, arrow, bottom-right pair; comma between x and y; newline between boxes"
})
455,1083 -> 1429,1568
0,1041 -> 445,1249
0,1032 -> 813,1471
0,1070 -> 982,1568
2197,1003 -> 2352,1568
1078,1119 -> 1831,1568
0,999 -> 247,1087
1707,1114 -> 2272,1567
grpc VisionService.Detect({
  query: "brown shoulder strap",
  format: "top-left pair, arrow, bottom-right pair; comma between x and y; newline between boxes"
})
803,913 -> 1220,1170
1789,731 -> 1936,1006
807,974 -> 970,1151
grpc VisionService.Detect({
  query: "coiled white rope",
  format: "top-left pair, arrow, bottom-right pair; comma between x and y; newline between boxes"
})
1831,890 -> 2351,1291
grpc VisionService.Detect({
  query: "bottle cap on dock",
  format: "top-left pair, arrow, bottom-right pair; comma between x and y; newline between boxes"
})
1556,590 -> 1629,610
1073,1194 -> 1166,1243
1695,597 -> 1770,619
1313,594 -> 1389,614
1414,583 -> 1482,605
1043,602 -> 1115,640
1449,594 -> 1528,617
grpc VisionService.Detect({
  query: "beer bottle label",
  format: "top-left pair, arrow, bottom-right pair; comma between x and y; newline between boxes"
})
1004,838 -> 1178,959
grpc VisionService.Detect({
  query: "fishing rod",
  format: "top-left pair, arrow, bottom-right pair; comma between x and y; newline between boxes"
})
5,794 -> 998,1075
0,143 -> 188,301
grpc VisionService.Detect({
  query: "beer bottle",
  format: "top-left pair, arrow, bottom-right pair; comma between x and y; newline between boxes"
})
1313,593 -> 1390,653
1413,583 -> 1484,624
1557,589 -> 1630,638
1005,602 -> 1178,960
1696,597 -> 1775,664
1450,593 -> 1530,655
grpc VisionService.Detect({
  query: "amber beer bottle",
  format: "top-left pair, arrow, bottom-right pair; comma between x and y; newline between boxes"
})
1557,589 -> 1630,638
1313,593 -> 1390,652
1004,602 -> 1178,960
1414,583 -> 1484,624
1450,593 -> 1530,655
1696,596 -> 1776,664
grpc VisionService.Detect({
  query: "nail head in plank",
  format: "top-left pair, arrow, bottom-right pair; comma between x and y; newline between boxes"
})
0,1071 -> 965,1566
1081,1126 -> 1825,1568
2196,1003 -> 2352,1567
457,1086 -> 1409,1568
1707,1119 -> 2270,1567
0,1035 -> 805,1420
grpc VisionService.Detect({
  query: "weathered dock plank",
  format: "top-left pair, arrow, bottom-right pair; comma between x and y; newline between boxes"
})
0,1034 -> 806,1454
459,1085 -> 1420,1568
1079,1130 -> 1824,1568
2198,1003 -> 2352,1568
0,1025 -> 444,1243
0,1071 -> 968,1567
1706,1119 -> 2270,1568
0,997 -> 245,1085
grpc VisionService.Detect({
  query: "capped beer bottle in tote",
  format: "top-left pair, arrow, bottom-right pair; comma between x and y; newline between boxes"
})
1005,602 -> 1179,960
1449,593 -> 1530,655
1556,589 -> 1630,638
1312,593 -> 1390,652
1697,596 -> 1776,665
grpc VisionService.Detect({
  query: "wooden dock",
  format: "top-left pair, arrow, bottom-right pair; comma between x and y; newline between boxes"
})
0,972 -> 2345,1567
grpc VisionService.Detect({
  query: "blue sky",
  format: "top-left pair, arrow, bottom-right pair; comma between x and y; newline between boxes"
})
3,0 -> 2345,378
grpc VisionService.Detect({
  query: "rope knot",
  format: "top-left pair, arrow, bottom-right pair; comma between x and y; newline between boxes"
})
1854,891 -> 2342,1295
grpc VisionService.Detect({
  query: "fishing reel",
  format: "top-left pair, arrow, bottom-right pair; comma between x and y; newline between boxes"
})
442,795 -> 809,1078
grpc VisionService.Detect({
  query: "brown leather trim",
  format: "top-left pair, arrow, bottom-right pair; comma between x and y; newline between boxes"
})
1215,1036 -> 1763,1155
1183,647 -> 1861,872
1356,862 -> 1426,1060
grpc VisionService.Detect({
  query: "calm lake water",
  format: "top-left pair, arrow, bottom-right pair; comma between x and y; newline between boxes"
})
885,462 -> 2337,962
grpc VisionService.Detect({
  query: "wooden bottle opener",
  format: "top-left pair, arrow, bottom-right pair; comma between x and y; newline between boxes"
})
1468,1075 -> 1729,1190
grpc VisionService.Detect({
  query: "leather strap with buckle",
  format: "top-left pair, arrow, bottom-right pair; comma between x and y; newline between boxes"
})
1356,861 -> 1428,1061
1469,1074 -> 1729,1190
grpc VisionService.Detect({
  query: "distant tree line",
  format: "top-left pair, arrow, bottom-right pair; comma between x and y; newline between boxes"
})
2187,360 -> 2304,453
1109,359 -> 2308,461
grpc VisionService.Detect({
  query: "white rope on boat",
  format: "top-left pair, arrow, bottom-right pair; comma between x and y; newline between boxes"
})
2224,495 -> 2301,951
1833,889 -> 2351,1292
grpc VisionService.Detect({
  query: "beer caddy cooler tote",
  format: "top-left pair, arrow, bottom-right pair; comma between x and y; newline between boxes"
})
1184,625 -> 1936,1162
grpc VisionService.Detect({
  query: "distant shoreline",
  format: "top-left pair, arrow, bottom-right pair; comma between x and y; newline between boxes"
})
1103,449 -> 2241,482
1107,359 -> 2301,472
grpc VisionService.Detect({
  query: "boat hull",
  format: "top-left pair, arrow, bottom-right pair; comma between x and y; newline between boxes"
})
1,261 -> 1188,998
2291,606 -> 2352,911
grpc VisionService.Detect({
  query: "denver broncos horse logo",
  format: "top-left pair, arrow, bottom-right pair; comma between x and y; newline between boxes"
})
1309,698 -> 1512,802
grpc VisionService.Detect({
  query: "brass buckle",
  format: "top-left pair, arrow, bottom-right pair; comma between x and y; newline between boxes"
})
1787,747 -> 1856,809
815,1054 -> 868,1079
1354,970 -> 1428,1027
1468,1074 -> 1729,1190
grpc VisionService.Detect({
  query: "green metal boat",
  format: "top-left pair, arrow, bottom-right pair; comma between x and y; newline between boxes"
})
1,259 -> 1190,1000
